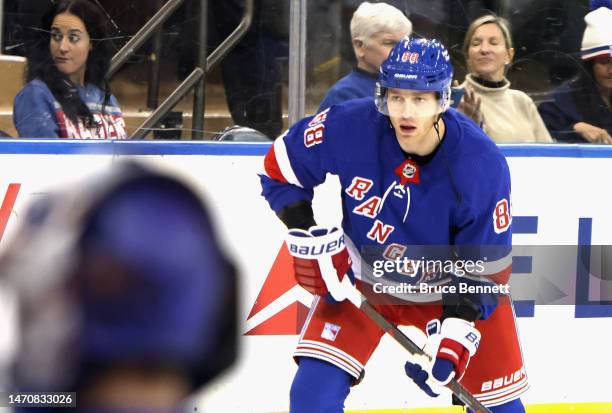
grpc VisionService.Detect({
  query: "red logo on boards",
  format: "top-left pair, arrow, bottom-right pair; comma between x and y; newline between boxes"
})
245,243 -> 311,335
0,183 -> 21,242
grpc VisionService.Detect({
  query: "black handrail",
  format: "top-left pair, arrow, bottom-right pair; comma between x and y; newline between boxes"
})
106,0 -> 184,80
130,0 -> 253,139
131,68 -> 204,140
191,0 -> 208,139
206,0 -> 253,72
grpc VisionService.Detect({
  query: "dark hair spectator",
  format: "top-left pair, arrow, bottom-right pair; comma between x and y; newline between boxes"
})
13,0 -> 127,139
538,4 -> 612,144
317,1 -> 411,112
457,14 -> 553,143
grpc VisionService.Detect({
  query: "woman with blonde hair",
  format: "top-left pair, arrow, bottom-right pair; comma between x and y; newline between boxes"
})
457,14 -> 552,143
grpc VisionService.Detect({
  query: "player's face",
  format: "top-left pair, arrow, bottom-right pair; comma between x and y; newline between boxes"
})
467,23 -> 514,82
592,55 -> 612,92
355,30 -> 407,74
50,12 -> 91,86
387,88 -> 441,154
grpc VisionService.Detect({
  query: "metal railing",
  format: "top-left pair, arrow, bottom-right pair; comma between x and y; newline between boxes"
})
0,0 -> 4,53
106,0 -> 184,79
105,0 -> 253,140
288,0 -> 307,125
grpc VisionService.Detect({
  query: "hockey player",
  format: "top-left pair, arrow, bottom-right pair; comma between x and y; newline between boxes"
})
260,37 -> 527,412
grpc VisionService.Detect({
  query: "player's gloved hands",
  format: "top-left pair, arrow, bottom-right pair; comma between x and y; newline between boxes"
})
405,318 -> 480,397
285,226 -> 354,302
428,318 -> 480,384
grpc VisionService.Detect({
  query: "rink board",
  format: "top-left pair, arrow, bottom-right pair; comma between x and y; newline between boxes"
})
0,140 -> 611,412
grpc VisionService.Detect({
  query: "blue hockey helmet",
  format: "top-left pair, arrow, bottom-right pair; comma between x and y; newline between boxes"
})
376,37 -> 453,114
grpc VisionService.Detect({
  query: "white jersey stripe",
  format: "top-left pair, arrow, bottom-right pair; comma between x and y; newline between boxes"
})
479,381 -> 529,407
273,137 -> 303,188
298,295 -> 319,341
299,340 -> 364,370
475,376 -> 529,400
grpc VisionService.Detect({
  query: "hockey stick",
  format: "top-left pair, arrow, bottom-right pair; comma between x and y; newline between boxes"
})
320,268 -> 492,413
358,298 -> 492,413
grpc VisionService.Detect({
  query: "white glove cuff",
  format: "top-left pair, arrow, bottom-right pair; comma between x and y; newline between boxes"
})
285,226 -> 345,259
440,318 -> 481,357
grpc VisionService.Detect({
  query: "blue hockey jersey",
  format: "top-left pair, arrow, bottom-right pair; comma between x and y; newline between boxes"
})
318,68 -> 378,113
261,98 -> 512,296
14,79 -> 128,139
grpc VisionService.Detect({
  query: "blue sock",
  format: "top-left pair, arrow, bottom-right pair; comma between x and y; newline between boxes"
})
290,357 -> 352,413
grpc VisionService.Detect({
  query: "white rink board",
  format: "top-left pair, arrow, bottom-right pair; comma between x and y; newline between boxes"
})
1,143 -> 611,411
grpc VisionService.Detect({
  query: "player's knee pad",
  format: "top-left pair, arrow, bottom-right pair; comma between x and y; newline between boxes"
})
290,357 -> 352,413
468,398 -> 526,413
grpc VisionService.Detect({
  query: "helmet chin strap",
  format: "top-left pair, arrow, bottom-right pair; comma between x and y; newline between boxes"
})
433,113 -> 444,142
433,113 -> 462,203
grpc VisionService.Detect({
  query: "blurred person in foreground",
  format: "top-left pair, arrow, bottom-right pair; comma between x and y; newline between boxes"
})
13,0 -> 127,139
318,1 -> 412,112
538,2 -> 612,144
456,14 -> 553,143
0,161 -> 237,412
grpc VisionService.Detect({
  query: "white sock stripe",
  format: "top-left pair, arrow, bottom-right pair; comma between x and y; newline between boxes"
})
298,339 -> 364,371
273,138 -> 303,188
294,351 -> 361,379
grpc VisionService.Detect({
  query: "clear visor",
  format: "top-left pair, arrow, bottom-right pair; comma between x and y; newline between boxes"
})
376,90 -> 442,119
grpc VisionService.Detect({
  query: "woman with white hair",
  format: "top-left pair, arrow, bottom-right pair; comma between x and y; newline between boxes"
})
318,2 -> 412,111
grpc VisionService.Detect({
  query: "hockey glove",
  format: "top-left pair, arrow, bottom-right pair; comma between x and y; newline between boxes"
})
286,226 -> 354,302
405,318 -> 480,397
405,359 -> 443,397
